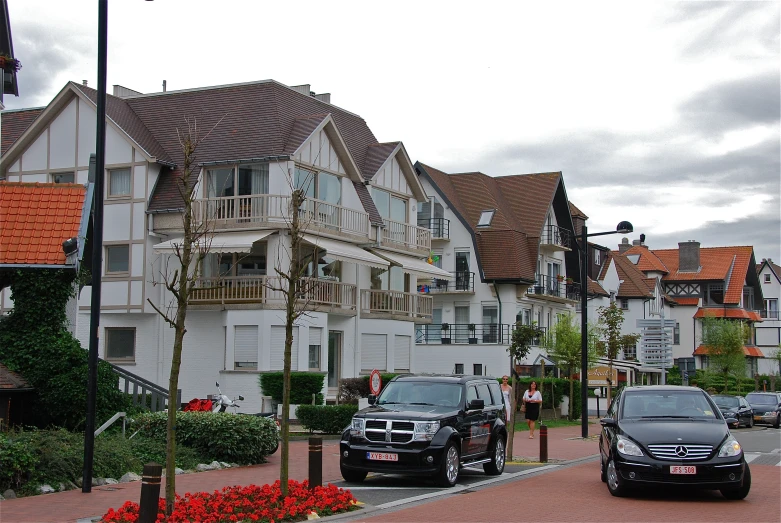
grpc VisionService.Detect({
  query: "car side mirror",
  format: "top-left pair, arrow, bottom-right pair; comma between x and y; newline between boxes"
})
600,418 -> 617,428
368,394 -> 376,405
468,399 -> 485,411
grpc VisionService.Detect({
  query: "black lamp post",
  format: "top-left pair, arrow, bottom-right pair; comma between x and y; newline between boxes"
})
578,220 -> 633,439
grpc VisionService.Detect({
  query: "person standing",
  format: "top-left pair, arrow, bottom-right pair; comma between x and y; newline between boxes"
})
523,381 -> 543,439
500,376 -> 512,422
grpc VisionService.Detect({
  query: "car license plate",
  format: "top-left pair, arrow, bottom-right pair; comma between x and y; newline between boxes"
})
367,452 -> 398,461
754,415 -> 762,421
670,466 -> 696,475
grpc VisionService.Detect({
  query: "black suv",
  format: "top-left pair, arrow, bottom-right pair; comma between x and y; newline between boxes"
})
339,374 -> 508,487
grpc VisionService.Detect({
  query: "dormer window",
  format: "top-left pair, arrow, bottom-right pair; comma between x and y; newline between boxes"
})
477,210 -> 495,227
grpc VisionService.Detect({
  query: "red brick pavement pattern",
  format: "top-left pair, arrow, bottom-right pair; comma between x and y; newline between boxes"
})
0,424 -> 601,523
357,463 -> 781,523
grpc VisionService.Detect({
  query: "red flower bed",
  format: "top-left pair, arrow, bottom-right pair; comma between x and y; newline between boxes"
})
101,480 -> 358,523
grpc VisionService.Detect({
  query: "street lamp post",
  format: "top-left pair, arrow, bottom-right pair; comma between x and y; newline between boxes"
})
578,221 -> 633,439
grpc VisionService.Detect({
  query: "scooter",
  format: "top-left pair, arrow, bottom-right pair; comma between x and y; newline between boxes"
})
211,382 -> 244,413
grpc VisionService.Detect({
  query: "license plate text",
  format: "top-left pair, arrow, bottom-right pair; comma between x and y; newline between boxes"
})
367,452 -> 398,461
670,466 -> 696,475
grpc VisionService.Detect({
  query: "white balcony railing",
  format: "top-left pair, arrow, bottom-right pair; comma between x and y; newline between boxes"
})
190,275 -> 356,311
193,194 -> 371,237
360,289 -> 433,320
381,218 -> 431,251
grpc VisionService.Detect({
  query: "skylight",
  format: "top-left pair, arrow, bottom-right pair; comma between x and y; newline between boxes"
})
477,210 -> 495,227
627,254 -> 640,264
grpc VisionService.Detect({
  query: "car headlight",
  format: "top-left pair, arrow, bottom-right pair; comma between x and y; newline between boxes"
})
414,421 -> 440,441
616,435 -> 643,457
718,436 -> 742,458
350,418 -> 365,438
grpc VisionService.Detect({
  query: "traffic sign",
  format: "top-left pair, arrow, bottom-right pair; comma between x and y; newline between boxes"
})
369,369 -> 382,396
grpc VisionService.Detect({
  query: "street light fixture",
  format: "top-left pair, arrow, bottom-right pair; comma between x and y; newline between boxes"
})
578,221 -> 633,438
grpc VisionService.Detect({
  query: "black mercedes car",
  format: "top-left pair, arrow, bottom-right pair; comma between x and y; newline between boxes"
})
745,392 -> 781,428
599,386 -> 750,499
340,375 -> 507,487
711,394 -> 754,429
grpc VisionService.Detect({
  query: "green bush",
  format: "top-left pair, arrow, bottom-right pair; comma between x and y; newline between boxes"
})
296,405 -> 359,434
131,411 -> 278,464
127,436 -> 208,471
506,377 -> 582,420
258,372 -> 326,404
0,432 -> 38,490
338,373 -> 399,403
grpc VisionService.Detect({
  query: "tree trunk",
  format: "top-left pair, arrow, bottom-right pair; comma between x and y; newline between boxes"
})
569,375 -> 575,420
606,360 -> 613,406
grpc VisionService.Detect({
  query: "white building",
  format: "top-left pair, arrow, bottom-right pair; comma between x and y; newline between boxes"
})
0,80 -> 452,412
756,258 -> 780,375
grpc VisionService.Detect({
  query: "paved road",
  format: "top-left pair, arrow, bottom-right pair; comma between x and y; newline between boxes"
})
733,426 -> 781,465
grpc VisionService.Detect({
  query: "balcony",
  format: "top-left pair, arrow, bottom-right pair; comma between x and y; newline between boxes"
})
193,194 -> 371,240
760,310 -> 779,319
381,218 -> 431,254
540,225 -> 573,252
190,275 -> 356,314
418,272 -> 474,294
417,217 -> 450,241
360,289 -> 433,322
527,274 -> 579,303
415,323 -> 511,345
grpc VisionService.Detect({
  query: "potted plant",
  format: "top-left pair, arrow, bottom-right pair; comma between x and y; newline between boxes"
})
556,274 -> 564,282
440,322 -> 451,345
468,323 -> 478,344
0,54 -> 21,73
565,277 -> 574,285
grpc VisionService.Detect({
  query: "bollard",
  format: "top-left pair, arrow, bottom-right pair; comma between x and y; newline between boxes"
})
539,425 -> 548,463
309,436 -> 323,489
138,462 -> 162,523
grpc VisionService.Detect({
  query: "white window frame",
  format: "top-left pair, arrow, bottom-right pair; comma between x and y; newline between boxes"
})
594,249 -> 601,266
105,327 -> 135,362
105,244 -> 130,274
765,274 -> 771,283
107,168 -> 131,198
477,209 -> 495,227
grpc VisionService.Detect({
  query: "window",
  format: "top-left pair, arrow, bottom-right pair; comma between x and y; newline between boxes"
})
765,299 -> 778,319
706,283 -> 724,305
52,172 -> 75,184
309,328 -> 322,370
454,363 -> 464,374
623,344 -> 637,360
473,363 -> 483,376
294,167 -> 342,205
234,325 -> 259,370
765,274 -> 771,283
743,287 -> 754,310
674,322 -> 680,345
620,298 -> 629,310
105,328 -> 135,361
482,305 -> 498,343
594,249 -> 601,266
106,245 -> 129,273
477,210 -> 495,227
371,187 -> 406,222
207,163 -> 269,198
108,168 -> 131,197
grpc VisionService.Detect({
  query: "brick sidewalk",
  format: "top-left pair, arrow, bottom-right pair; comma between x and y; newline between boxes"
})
0,423 -> 600,523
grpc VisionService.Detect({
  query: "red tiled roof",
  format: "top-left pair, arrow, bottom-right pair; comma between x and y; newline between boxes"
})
0,363 -> 31,390
673,297 -> 700,306
568,201 -> 588,220
589,278 -> 609,297
612,254 -> 654,298
694,345 -> 764,357
692,308 -> 761,321
623,245 -> 669,273
1,108 -> 44,156
0,182 -> 86,265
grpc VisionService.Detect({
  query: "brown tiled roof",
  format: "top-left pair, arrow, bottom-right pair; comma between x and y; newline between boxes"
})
284,114 -> 328,154
673,297 -> 700,306
758,259 -> 781,282
612,255 -> 654,298
568,201 -> 588,220
693,308 -> 763,321
0,363 -> 31,390
623,245 -> 669,273
363,142 -> 399,180
0,182 -> 86,265
1,108 -> 43,156
353,181 -> 383,225
589,278 -> 609,297
694,345 -> 764,357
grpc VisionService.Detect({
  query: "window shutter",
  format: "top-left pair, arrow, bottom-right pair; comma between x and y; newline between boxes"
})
309,327 -> 322,346
234,326 -> 258,370
394,335 -> 410,372
361,334 -> 387,371
270,326 -> 298,371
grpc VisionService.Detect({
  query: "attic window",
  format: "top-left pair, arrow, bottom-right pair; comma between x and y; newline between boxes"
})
627,254 -> 640,264
477,210 -> 495,227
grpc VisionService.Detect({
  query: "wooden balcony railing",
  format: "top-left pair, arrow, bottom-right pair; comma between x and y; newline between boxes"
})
381,218 -> 431,251
360,289 -> 433,320
190,275 -> 356,311
193,194 -> 371,237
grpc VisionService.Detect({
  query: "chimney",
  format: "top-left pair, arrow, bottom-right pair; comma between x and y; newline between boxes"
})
618,237 -> 631,253
163,80 -> 167,92
678,241 -> 701,272
82,80 -> 88,86
314,93 -> 331,104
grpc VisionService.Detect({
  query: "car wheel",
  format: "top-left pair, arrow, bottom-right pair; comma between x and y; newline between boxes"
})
720,463 -> 751,500
483,435 -> 506,476
747,416 -> 753,429
340,464 -> 368,483
774,414 -> 780,429
600,458 -> 607,483
606,457 -> 628,497
436,441 -> 460,487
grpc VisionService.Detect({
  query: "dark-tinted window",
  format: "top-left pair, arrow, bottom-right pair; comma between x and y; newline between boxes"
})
476,383 -> 492,404
488,382 -> 502,407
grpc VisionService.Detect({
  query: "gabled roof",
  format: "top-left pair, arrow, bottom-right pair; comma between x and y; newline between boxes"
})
622,245 -> 669,273
612,253 -> 655,298
417,162 -> 574,282
1,108 -> 43,156
757,259 -> 781,282
363,142 -> 399,179
568,201 -> 588,220
0,363 -> 31,390
588,277 -> 609,297
0,182 -> 87,265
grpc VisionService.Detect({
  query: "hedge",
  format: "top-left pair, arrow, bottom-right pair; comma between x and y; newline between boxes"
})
504,377 -> 582,420
131,411 -> 278,464
295,405 -> 359,434
338,373 -> 399,404
258,372 -> 326,405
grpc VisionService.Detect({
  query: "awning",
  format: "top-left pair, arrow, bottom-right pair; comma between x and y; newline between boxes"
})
370,250 -> 455,280
153,231 -> 275,254
301,235 -> 389,269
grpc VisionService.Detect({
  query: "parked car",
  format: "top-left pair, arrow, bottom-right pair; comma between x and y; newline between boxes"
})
599,385 -> 750,499
745,392 -> 781,428
711,394 -> 754,429
340,374 -> 507,487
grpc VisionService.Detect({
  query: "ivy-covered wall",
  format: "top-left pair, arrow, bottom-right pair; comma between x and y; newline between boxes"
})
0,270 -> 131,429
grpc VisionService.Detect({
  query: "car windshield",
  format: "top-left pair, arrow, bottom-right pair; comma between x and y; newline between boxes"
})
746,394 -> 776,405
377,381 -> 463,408
621,390 -> 718,419
712,396 -> 739,408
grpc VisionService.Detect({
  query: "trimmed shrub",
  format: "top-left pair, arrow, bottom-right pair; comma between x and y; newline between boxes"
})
258,372 -> 326,405
131,411 -> 278,464
0,432 -> 37,490
296,405 -> 359,434
338,373 -> 399,404
505,377 -> 582,420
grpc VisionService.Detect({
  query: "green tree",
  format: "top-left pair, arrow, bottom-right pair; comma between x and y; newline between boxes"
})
505,322 -> 544,457
596,303 -> 641,405
699,316 -> 747,393
541,314 -> 600,420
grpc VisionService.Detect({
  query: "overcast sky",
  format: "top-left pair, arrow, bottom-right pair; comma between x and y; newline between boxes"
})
5,0 -> 779,262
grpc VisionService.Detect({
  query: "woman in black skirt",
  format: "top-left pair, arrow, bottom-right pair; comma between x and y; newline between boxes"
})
522,381 -> 543,438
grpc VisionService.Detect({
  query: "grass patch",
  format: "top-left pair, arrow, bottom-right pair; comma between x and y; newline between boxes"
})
512,418 -> 581,432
